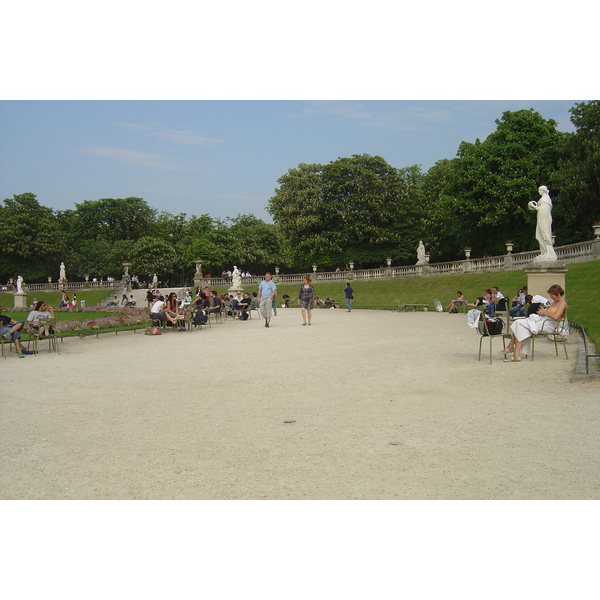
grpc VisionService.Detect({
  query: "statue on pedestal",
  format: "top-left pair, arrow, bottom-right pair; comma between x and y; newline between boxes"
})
16,275 -> 24,293
528,186 -> 557,262
416,240 -> 426,264
59,262 -> 67,282
232,266 -> 242,290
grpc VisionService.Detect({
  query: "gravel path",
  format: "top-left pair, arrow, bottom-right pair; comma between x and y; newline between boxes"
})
1,308 -> 598,499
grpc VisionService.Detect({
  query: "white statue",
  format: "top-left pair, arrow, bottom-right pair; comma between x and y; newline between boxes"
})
59,262 -> 66,282
528,186 -> 557,262
416,240 -> 426,264
232,266 -> 242,289
16,275 -> 24,293
152,273 -> 158,286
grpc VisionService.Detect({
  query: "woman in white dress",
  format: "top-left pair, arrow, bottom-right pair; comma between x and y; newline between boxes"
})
500,284 -> 567,362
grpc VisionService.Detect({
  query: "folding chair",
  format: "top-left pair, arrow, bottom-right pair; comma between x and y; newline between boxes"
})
531,316 -> 569,361
477,317 -> 510,364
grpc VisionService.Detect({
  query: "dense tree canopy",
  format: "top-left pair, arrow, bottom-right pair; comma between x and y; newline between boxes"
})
426,109 -> 566,258
0,193 -> 64,281
0,194 -> 282,284
551,100 -> 600,243
268,154 -> 417,268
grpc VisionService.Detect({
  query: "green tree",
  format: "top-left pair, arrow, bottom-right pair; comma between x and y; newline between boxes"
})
129,236 -> 179,284
180,238 -> 225,278
209,215 -> 283,274
551,100 -> 600,243
419,159 -> 460,261
268,162 -> 324,268
0,193 -> 65,281
268,155 -> 413,268
57,197 -> 157,279
68,197 -> 156,243
431,109 -> 565,258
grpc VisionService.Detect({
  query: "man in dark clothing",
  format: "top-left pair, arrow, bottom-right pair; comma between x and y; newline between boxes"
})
1,308 -> 32,357
344,283 -> 353,312
208,290 -> 222,315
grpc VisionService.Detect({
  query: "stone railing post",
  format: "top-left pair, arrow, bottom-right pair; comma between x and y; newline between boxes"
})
463,258 -> 472,273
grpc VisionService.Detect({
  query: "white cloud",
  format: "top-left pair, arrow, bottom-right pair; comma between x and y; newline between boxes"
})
300,101 -> 453,131
152,130 -> 224,146
78,147 -> 187,171
116,122 -> 152,130
303,101 -> 374,121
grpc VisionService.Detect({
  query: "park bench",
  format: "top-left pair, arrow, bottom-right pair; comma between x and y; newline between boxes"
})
402,303 -> 429,312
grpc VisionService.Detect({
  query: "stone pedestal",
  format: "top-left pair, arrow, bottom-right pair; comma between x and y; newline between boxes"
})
14,291 -> 27,308
463,259 -> 472,273
227,286 -> 244,298
524,262 -> 569,297
193,260 -> 204,290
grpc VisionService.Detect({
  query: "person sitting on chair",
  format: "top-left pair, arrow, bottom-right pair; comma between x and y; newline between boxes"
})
446,291 -> 466,312
191,292 -> 209,325
500,285 -> 567,362
208,290 -> 222,315
237,293 -> 251,320
469,289 -> 491,308
27,300 -> 55,334
1,307 -> 32,357
487,286 -> 505,316
150,295 -> 184,327
509,287 -> 528,317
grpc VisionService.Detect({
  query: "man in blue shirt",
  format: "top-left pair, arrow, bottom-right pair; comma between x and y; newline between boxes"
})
344,282 -> 353,312
257,272 -> 277,328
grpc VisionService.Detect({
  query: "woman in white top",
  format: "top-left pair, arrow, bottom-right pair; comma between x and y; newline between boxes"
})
150,296 -> 182,326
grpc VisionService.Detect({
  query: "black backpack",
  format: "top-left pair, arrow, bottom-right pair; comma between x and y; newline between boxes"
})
478,317 -> 504,336
497,297 -> 508,311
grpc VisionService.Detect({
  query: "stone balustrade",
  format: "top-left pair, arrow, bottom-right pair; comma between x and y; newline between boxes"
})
5,238 -> 599,294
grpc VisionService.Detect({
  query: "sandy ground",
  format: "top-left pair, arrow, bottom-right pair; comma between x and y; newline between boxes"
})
1,307 -> 599,500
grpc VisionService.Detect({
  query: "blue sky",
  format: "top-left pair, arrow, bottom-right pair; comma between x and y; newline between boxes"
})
0,100 -> 581,223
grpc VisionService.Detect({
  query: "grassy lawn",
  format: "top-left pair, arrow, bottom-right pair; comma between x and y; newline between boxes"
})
0,289 -> 140,333
0,289 -> 112,312
233,260 -> 600,346
0,290 -> 120,321
2,261 -> 598,346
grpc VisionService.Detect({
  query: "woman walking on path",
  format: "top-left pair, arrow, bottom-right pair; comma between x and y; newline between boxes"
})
298,276 -> 317,326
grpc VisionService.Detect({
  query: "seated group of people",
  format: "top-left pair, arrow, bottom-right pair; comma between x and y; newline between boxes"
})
466,283 -> 568,363
1,300 -> 57,357
149,290 -> 257,328
58,291 -> 78,308
222,292 -> 256,320
106,294 -> 136,307
316,296 -> 336,308
461,286 -> 508,316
